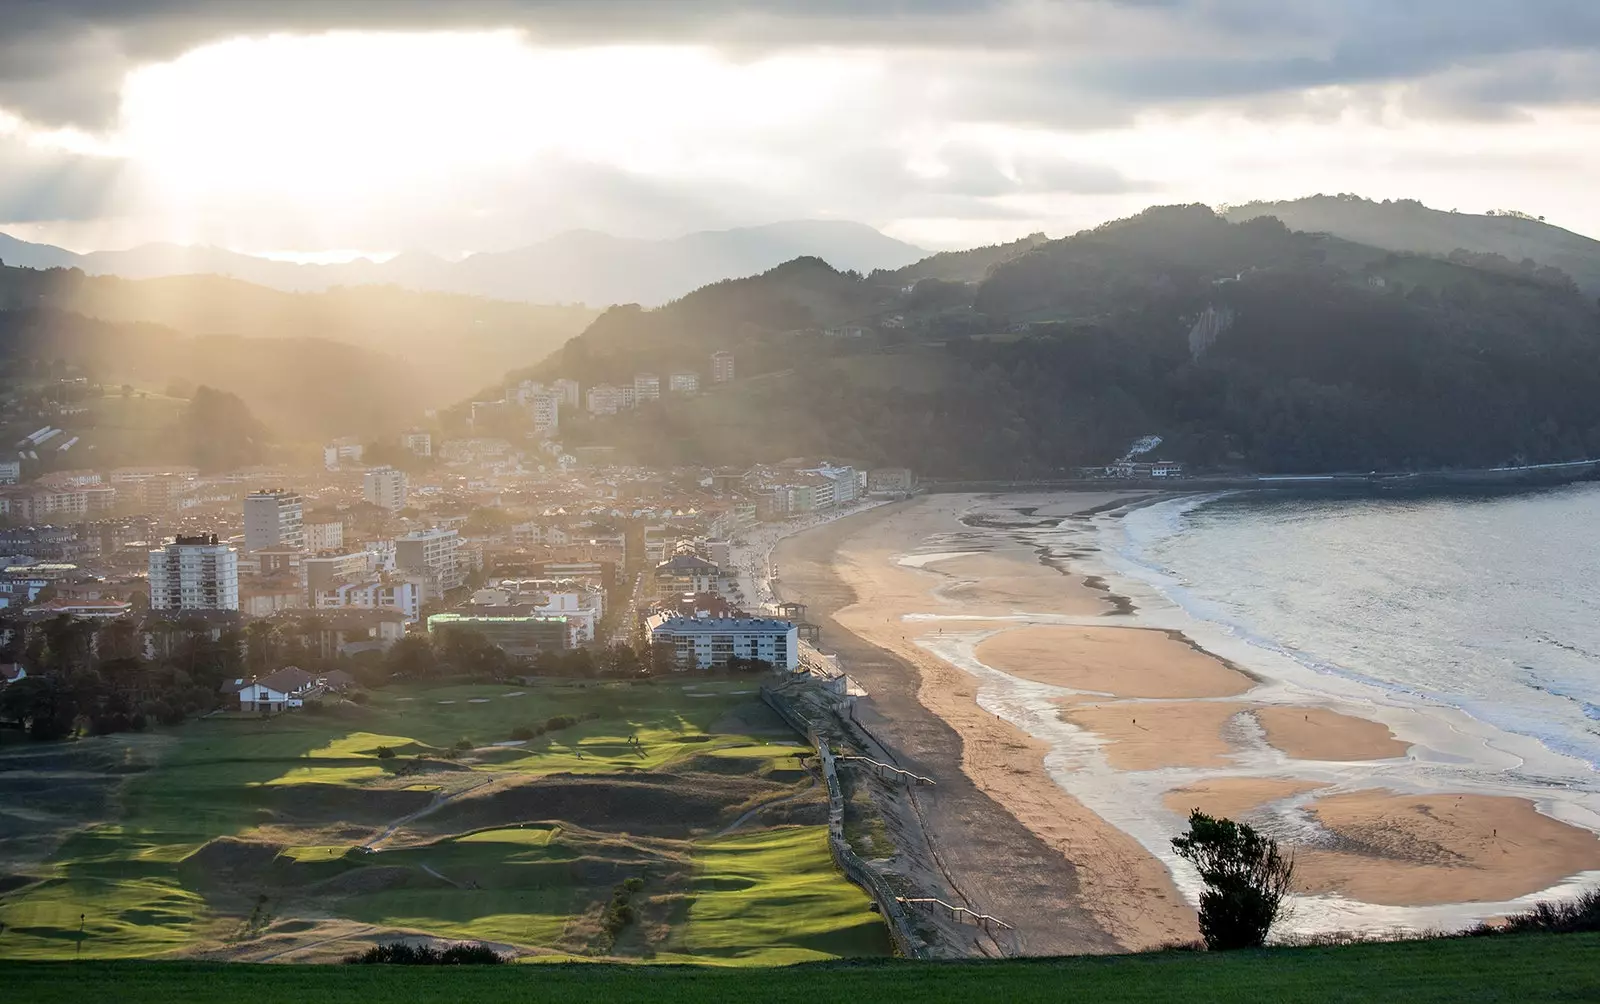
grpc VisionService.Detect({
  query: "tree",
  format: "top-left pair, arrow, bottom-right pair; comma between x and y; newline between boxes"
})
1171,810 -> 1294,950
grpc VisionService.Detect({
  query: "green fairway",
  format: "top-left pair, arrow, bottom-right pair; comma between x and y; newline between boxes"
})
1,933 -> 1596,1003
0,679 -> 879,964
674,827 -> 890,965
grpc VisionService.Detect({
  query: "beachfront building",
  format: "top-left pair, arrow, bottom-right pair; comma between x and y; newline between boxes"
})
654,553 -> 721,593
644,615 -> 799,671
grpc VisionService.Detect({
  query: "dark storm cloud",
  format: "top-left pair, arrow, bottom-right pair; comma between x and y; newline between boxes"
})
5,1 -> 1600,130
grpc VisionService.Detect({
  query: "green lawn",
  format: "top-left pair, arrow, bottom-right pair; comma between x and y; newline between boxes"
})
0,679 -> 874,963
1,933 -> 1597,1002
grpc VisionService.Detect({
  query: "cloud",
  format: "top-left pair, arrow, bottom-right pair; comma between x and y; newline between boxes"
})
0,129 -> 125,224
6,1 -> 1600,130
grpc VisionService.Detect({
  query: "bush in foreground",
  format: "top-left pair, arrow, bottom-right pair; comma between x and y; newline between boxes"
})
1469,889 -> 1600,936
344,942 -> 506,965
1171,809 -> 1295,951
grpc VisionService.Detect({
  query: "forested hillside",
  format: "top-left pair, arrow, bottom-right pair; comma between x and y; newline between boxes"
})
0,306 -> 423,463
1223,195 -> 1600,296
0,264 -> 596,406
526,205 -> 1600,477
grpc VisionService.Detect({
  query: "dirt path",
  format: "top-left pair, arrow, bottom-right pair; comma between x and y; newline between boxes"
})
366,776 -> 493,850
711,779 -> 818,838
774,502 -> 1126,957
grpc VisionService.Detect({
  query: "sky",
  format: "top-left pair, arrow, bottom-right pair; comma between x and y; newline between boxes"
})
2,1 -> 1600,257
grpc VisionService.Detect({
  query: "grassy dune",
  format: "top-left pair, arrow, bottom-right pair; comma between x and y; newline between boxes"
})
0,679 -> 880,963
1,933 -> 1597,1002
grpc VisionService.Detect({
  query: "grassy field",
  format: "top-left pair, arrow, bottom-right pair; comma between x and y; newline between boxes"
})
0,933 -> 1594,1002
0,678 -> 882,964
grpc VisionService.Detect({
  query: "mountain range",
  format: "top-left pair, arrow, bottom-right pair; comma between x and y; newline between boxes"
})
0,220 -> 928,307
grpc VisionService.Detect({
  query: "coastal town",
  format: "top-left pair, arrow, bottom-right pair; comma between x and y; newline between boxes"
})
0,350 -> 917,706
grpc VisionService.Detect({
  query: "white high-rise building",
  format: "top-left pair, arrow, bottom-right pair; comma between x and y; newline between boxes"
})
395,528 -> 463,599
712,351 -> 735,383
364,467 -> 408,511
148,534 -> 240,611
586,384 -> 623,415
634,373 -> 661,402
669,372 -> 700,394
531,390 -> 560,435
243,490 -> 304,553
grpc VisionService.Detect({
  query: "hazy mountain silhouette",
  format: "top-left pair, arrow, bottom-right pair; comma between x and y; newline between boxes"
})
0,220 -> 926,306
1223,195 -> 1600,295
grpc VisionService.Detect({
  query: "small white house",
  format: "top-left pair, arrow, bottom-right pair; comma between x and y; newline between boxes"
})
236,666 -> 318,712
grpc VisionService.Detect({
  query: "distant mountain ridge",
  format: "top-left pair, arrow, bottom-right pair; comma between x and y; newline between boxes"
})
0,220 -> 928,307
1222,195 -> 1600,295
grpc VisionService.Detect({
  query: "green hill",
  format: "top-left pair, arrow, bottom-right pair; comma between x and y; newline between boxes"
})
1223,194 -> 1600,295
510,205 -> 1600,476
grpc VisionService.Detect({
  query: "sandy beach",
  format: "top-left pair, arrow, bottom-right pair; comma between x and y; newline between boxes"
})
773,491 -> 1600,952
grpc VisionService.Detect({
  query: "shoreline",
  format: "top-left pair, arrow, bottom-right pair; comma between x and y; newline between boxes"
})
773,492 -> 1600,949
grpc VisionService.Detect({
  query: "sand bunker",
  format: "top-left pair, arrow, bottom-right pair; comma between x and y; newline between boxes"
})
977,625 -> 1255,699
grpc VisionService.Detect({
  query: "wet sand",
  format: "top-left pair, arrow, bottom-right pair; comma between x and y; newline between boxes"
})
776,492 -> 1600,948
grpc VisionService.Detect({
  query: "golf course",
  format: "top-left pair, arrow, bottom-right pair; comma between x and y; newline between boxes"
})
0,678 -> 890,963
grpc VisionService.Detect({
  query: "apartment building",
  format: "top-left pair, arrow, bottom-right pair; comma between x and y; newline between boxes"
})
711,350 -> 735,383
645,615 -> 798,671
668,371 -> 700,394
531,390 -> 560,435
243,489 -> 304,553
363,467 -> 407,511
552,378 -> 581,408
633,373 -> 661,402
395,528 -> 463,600
304,550 -> 376,603
148,534 -> 240,611
304,520 -> 345,552
316,578 -> 421,622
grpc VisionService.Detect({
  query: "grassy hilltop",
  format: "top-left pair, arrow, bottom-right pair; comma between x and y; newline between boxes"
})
0,680 -> 887,964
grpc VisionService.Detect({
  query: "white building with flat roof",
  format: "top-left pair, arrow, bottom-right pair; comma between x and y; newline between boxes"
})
668,372 -> 700,394
149,534 -> 239,611
645,616 -> 798,671
633,373 -> 661,402
552,378 -> 580,408
316,578 -> 420,622
711,350 -> 735,383
304,520 -> 344,553
363,467 -> 407,511
243,490 -> 304,553
395,528 -> 463,599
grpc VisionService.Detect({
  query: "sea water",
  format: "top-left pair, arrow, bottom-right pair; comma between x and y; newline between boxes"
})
1111,484 -> 1600,774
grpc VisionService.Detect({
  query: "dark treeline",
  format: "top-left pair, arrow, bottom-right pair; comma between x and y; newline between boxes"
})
0,610 -> 760,742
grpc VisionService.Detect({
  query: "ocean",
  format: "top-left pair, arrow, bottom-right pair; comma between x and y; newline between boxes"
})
1107,483 -> 1600,776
